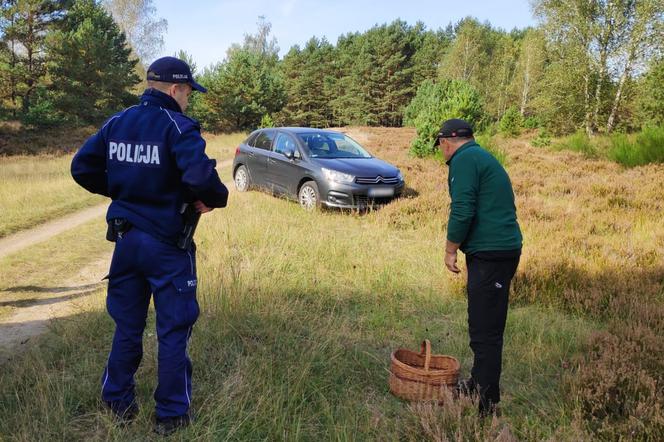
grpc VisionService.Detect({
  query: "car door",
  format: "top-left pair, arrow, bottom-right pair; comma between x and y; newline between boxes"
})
245,130 -> 275,187
265,132 -> 303,197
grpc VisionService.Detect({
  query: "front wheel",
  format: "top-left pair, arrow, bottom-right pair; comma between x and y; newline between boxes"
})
234,165 -> 250,192
298,181 -> 320,211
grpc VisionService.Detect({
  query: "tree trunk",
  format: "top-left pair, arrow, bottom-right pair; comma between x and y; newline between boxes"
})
520,52 -> 531,116
592,19 -> 613,132
607,52 -> 636,133
592,58 -> 607,132
584,71 -> 593,136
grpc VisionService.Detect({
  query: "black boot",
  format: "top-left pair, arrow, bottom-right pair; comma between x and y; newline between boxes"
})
153,414 -> 191,436
453,377 -> 477,399
478,400 -> 501,418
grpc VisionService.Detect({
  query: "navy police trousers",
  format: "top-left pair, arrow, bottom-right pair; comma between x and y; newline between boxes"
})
101,227 -> 199,419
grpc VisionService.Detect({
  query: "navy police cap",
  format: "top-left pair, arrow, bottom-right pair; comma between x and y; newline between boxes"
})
433,119 -> 473,146
147,56 -> 207,93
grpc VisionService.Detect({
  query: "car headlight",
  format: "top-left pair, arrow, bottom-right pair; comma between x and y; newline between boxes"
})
322,167 -> 355,184
397,171 -> 404,182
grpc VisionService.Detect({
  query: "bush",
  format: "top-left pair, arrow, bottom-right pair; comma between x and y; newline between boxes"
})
405,79 -> 484,157
499,106 -> 523,137
21,97 -> 64,128
523,115 -> 541,129
555,130 -> 596,156
609,126 -> 664,167
531,128 -> 552,147
259,114 -> 275,128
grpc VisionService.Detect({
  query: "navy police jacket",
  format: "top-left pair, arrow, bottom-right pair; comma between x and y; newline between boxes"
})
71,88 -> 228,244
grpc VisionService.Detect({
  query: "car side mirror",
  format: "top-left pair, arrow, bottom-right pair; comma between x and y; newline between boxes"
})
283,148 -> 295,160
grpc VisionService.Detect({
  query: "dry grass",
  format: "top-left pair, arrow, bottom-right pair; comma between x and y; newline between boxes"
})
0,127 -> 661,440
0,122 -> 95,156
0,132 -> 246,239
347,127 -> 664,440
0,220 -> 111,320
0,155 -> 104,238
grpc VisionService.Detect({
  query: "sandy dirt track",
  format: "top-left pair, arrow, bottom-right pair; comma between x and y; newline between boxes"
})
0,158 -> 235,362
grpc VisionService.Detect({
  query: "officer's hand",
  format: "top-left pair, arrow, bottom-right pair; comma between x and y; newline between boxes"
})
445,251 -> 461,274
194,200 -> 213,214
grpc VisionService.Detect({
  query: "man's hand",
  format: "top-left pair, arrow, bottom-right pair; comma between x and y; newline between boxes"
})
445,250 -> 461,274
194,200 -> 213,214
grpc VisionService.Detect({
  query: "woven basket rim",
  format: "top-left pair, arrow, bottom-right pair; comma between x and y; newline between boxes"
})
390,371 -> 458,386
390,349 -> 460,376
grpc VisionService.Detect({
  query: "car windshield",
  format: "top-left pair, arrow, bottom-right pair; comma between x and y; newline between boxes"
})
297,133 -> 372,159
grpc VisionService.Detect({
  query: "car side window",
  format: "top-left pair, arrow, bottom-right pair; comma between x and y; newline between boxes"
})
253,131 -> 276,150
273,133 -> 298,156
245,132 -> 259,147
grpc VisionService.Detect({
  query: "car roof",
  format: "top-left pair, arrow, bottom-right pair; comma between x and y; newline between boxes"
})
253,127 -> 342,135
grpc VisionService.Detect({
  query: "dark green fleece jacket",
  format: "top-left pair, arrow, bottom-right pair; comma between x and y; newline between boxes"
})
446,141 -> 522,254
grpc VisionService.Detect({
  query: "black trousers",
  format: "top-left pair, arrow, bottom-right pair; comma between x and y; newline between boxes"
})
465,249 -> 521,409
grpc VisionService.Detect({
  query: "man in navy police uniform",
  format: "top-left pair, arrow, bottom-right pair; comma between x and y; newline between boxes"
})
71,57 -> 228,435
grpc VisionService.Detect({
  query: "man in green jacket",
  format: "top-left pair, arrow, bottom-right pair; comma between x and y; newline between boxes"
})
435,118 -> 522,417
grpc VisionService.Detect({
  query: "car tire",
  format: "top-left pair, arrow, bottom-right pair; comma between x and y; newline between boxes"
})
298,181 -> 320,211
234,165 -> 250,192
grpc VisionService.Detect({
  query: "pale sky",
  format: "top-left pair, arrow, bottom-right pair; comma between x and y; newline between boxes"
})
153,0 -> 537,70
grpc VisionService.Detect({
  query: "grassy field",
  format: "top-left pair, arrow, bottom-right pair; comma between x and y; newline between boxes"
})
0,133 -> 246,239
0,155 -> 104,238
0,219 -> 111,321
0,128 -> 662,440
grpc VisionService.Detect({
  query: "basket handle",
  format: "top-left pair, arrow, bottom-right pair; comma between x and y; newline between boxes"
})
420,339 -> 432,371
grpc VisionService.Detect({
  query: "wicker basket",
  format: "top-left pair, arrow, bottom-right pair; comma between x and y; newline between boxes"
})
389,339 -> 460,402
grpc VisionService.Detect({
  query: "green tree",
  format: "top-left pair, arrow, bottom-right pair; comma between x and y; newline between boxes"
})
47,0 -> 139,125
605,0 -> 664,132
102,0 -> 167,64
0,0 -> 68,117
499,105 -> 524,136
533,0 -> 664,134
410,23 -> 451,87
512,28 -> 546,117
635,57 -> 664,126
194,18 -> 286,131
328,31 -> 371,125
328,20 -> 432,127
277,37 -> 336,127
437,18 -> 522,121
405,79 -> 484,157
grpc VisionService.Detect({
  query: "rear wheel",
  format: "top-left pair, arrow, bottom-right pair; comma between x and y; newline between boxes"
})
298,181 -> 320,211
234,165 -> 250,192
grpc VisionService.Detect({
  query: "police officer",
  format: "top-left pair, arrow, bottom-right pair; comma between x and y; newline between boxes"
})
435,119 -> 522,417
71,56 -> 228,435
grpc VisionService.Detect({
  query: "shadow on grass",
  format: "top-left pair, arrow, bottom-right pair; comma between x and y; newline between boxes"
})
0,289 -> 99,308
511,261 -> 664,324
2,283 -> 103,294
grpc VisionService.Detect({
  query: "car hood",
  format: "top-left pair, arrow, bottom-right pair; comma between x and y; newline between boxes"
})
312,157 -> 399,177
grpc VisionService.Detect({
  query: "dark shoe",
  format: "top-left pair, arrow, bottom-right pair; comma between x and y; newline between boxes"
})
478,401 -> 501,419
105,401 -> 139,424
154,414 -> 191,436
454,377 -> 477,399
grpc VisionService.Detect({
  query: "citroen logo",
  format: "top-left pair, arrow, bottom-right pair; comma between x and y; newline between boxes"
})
376,176 -> 383,183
